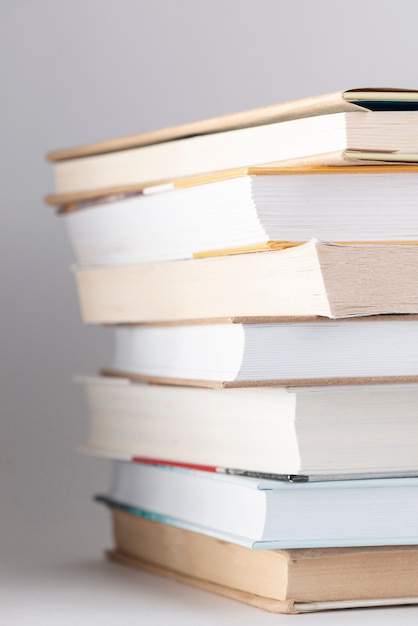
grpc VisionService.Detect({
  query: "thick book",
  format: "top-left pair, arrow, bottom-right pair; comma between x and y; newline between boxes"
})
99,460 -> 418,548
63,167 -> 418,266
107,507 -> 418,613
75,241 -> 418,323
46,88 -> 418,205
80,376 -> 418,479
102,317 -> 418,387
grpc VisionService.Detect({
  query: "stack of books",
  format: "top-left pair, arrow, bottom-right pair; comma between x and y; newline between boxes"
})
47,88 -> 418,614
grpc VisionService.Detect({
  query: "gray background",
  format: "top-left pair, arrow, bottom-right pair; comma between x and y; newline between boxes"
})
2,0 -> 418,623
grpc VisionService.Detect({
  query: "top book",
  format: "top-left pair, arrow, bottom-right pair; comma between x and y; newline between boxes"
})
46,88 -> 418,205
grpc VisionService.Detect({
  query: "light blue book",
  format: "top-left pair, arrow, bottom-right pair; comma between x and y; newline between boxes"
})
97,460 -> 418,549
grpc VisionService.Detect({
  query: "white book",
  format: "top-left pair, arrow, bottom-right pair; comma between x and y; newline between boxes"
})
80,377 -> 418,479
104,318 -> 418,387
65,170 -> 418,266
101,461 -> 418,548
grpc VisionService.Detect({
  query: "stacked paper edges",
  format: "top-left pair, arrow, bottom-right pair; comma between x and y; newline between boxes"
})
48,87 -> 418,613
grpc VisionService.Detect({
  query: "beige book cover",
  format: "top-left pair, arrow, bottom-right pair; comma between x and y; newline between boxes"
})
47,89 -> 373,162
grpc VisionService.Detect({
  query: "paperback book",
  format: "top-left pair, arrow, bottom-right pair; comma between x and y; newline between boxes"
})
75,241 -> 418,323
63,167 -> 418,266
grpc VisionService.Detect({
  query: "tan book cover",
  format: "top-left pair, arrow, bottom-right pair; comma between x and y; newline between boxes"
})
107,508 -> 418,614
47,89 -> 372,162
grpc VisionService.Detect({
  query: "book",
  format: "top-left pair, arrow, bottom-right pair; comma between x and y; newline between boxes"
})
80,376 -> 418,480
46,88 -> 418,205
99,460 -> 418,548
107,507 -> 418,613
102,317 -> 418,387
74,241 -> 418,323
63,167 -> 418,266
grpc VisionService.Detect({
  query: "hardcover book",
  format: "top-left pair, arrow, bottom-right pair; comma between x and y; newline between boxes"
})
80,376 -> 418,480
46,88 -> 418,204
100,461 -> 418,549
107,507 -> 418,614
101,317 -> 418,387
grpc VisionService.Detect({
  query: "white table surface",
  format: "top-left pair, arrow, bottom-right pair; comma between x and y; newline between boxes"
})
3,552 -> 418,626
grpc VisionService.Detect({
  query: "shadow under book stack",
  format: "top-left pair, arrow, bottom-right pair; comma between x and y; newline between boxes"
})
47,88 -> 418,614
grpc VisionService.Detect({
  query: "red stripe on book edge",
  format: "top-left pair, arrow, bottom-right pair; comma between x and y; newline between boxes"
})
131,457 -> 218,473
